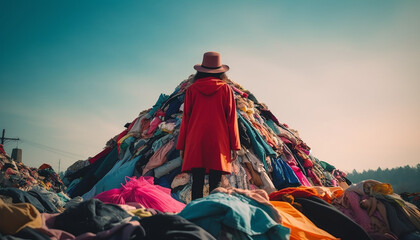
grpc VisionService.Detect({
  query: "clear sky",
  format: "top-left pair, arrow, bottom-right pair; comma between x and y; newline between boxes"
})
1,1 -> 419,173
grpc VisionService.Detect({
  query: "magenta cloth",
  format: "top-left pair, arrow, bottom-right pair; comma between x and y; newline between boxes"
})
290,165 -> 312,186
94,176 -> 185,213
88,147 -> 113,164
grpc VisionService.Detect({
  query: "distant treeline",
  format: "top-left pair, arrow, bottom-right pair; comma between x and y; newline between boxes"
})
346,164 -> 420,194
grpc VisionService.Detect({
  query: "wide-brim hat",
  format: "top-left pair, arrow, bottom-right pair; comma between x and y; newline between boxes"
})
194,51 -> 229,73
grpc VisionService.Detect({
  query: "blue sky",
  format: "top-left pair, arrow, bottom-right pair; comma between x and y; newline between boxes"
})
1,1 -> 419,173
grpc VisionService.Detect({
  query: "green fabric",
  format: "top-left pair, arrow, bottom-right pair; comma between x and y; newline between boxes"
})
319,161 -> 336,172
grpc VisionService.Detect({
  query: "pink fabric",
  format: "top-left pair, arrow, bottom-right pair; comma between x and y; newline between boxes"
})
341,191 -> 373,231
142,140 -> 175,175
306,168 -> 322,186
297,145 -> 310,155
37,213 -> 75,239
146,110 -> 165,135
290,165 -> 312,186
231,86 -> 249,98
95,176 -> 185,213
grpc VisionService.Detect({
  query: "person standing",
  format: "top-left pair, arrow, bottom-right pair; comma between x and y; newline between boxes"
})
176,51 -> 241,200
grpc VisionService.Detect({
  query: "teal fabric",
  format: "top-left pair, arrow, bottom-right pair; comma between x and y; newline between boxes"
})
148,93 -> 169,118
238,113 -> 276,171
178,192 -> 290,240
265,119 -> 281,135
93,147 -> 119,179
120,136 -> 136,153
319,160 -> 336,172
90,155 -> 141,196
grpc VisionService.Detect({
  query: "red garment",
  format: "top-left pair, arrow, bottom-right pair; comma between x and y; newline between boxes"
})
88,147 -> 113,164
269,186 -> 321,201
38,164 -> 52,170
176,77 -> 240,174
0,144 -> 5,155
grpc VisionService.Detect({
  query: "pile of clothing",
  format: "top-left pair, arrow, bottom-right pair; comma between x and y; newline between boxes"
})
0,145 -> 71,213
62,75 -> 352,204
4,75 -> 419,239
3,183 -> 420,239
333,180 -> 420,239
0,150 -> 66,193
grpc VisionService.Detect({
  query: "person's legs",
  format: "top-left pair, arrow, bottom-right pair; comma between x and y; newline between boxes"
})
191,168 -> 205,200
209,169 -> 222,192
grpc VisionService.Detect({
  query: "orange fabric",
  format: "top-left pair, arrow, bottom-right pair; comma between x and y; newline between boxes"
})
251,121 -> 277,149
371,183 -> 394,195
269,186 -> 320,201
176,77 -> 240,174
270,201 -> 339,240
270,186 -> 344,204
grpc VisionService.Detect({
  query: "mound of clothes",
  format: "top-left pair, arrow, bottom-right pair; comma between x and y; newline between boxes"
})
0,147 -> 70,214
62,75 -> 351,203
2,75 -> 419,239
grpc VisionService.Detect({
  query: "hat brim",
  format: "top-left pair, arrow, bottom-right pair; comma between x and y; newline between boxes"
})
194,64 -> 229,73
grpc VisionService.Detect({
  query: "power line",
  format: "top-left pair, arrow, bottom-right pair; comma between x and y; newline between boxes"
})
21,139 -> 85,159
1,129 -> 19,145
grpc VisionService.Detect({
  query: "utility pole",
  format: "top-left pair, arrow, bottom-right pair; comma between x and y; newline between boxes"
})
1,129 -> 20,145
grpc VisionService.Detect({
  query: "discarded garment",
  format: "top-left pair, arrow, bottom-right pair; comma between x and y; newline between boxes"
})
94,176 -> 185,213
270,201 -> 339,240
139,214 -> 216,240
178,191 -> 290,239
53,199 -> 131,236
0,198 -> 42,235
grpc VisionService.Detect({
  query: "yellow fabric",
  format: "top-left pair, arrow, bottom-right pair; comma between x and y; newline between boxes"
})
128,208 -> 153,218
371,183 -> 393,195
0,199 -> 42,235
117,133 -> 134,146
270,201 -> 339,240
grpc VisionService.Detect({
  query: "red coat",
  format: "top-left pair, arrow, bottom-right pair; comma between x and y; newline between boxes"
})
176,77 -> 241,174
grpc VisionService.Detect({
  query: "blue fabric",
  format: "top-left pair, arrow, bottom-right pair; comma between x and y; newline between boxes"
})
66,178 -> 82,195
164,96 -> 183,120
237,114 -> 276,171
151,133 -> 173,152
148,93 -> 169,118
178,192 -> 290,239
154,167 -> 181,189
90,155 -> 141,196
271,157 -> 301,189
93,147 -> 119,179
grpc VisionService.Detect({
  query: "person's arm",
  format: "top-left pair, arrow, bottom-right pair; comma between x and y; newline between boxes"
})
226,86 -> 241,161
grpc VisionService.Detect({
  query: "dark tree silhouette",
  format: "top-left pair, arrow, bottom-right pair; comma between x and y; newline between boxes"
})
347,164 -> 420,193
